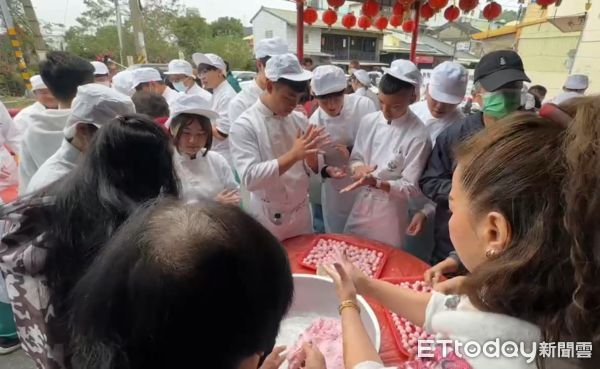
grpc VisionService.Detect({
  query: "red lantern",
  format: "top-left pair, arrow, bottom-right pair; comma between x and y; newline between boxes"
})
420,3 -> 435,20
342,12 -> 357,29
393,1 -> 405,16
304,7 -> 318,25
459,0 -> 479,12
357,15 -> 372,30
536,0 -> 557,8
402,19 -> 415,33
327,0 -> 345,8
375,16 -> 389,30
429,0 -> 449,10
322,9 -> 338,27
444,5 -> 461,22
390,14 -> 403,28
362,0 -> 380,18
483,1 -> 502,21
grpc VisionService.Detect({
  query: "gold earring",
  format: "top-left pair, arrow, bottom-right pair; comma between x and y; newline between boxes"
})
485,249 -> 498,259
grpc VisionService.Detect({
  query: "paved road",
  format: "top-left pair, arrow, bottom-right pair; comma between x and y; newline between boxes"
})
0,350 -> 34,369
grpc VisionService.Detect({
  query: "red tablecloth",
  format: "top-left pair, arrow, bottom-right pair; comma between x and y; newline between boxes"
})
284,234 -> 431,366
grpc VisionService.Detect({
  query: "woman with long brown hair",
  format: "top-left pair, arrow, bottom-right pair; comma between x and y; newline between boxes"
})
323,96 -> 600,369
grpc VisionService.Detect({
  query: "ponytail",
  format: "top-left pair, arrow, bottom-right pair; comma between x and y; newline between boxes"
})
560,96 -> 600,343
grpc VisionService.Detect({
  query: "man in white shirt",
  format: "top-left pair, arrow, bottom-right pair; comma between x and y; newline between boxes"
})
230,53 -> 329,241
228,37 -> 288,123
193,52 -> 237,165
19,51 -> 95,194
410,61 -> 468,144
164,59 -> 212,101
551,74 -> 589,105
13,75 -> 58,135
309,65 -> 377,233
342,60 -> 432,249
27,84 -> 135,193
132,67 -> 180,106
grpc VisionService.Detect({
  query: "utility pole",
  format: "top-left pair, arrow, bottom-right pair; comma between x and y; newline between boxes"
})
0,0 -> 32,89
19,0 -> 47,60
114,0 -> 124,65
129,0 -> 148,64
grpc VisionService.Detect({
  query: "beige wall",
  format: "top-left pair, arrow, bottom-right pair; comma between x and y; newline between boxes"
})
570,2 -> 600,94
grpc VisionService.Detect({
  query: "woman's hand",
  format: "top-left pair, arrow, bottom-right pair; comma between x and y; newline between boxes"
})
324,261 -> 358,303
423,257 -> 460,286
406,211 -> 427,236
432,276 -> 466,295
216,189 -> 241,205
302,343 -> 327,369
259,346 -> 287,369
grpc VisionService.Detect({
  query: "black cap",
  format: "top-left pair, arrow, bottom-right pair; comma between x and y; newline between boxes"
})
474,50 -> 530,91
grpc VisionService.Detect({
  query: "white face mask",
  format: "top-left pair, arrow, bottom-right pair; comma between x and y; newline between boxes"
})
173,81 -> 187,92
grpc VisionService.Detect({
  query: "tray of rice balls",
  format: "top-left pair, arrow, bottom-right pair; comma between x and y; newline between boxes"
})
382,276 -> 435,358
298,235 -> 391,279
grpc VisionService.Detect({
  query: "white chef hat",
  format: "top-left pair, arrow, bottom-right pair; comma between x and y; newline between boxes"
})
255,37 -> 288,59
91,61 -> 109,76
382,59 -> 422,88
164,59 -> 194,77
564,74 -> 589,90
311,65 -> 347,96
64,84 -> 135,138
166,94 -> 218,128
265,53 -> 312,82
29,75 -> 47,91
112,70 -> 134,96
428,61 -> 468,105
131,67 -> 163,90
192,53 -> 227,75
352,69 -> 371,87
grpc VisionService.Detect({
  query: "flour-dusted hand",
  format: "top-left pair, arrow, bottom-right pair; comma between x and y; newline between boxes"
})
215,189 -> 241,205
259,346 -> 287,369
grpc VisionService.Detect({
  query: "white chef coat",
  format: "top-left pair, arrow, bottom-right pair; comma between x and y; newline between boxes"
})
0,102 -> 22,154
18,108 -> 70,194
551,91 -> 583,105
410,100 -> 465,145
210,81 -> 237,166
162,86 -> 181,106
27,139 -> 80,193
353,87 -> 380,110
230,98 -> 312,241
12,101 -> 46,135
310,94 -> 377,233
175,149 -> 238,203
228,79 -> 263,124
344,110 -> 431,248
186,83 -> 213,101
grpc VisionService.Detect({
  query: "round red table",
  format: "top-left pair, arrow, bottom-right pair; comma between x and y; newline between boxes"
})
284,233 -> 431,366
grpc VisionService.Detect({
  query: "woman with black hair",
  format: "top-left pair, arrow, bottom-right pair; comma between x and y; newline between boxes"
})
69,199 -> 296,369
168,94 -> 239,205
0,114 -> 179,369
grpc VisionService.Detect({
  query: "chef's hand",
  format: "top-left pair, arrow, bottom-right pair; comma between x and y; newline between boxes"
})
325,166 -> 347,179
351,164 -> 377,181
334,250 -> 370,295
216,189 -> 241,205
291,125 -> 330,162
259,346 -> 287,369
301,342 -> 327,369
406,211 -> 427,236
324,261 -> 358,303
334,144 -> 350,161
432,276 -> 466,295
423,257 -> 460,285
340,174 -> 376,194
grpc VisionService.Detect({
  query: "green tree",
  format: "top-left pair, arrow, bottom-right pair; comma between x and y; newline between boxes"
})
171,12 -> 211,57
203,35 -> 253,70
210,17 -> 244,37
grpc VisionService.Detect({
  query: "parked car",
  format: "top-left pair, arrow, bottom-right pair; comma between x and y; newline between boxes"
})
232,71 -> 256,83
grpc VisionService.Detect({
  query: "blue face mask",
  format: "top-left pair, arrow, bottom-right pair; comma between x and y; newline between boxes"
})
173,81 -> 187,93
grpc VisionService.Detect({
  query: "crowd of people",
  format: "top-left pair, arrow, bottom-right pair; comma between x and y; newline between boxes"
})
0,35 -> 597,369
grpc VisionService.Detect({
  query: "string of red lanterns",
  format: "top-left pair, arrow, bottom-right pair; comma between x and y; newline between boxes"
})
303,0 -> 537,30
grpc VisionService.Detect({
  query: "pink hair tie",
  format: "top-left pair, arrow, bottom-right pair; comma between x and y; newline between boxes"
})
539,103 -> 573,128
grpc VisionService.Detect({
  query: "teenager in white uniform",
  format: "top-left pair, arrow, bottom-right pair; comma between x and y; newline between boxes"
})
13,75 -> 58,135
193,53 -> 237,165
406,62 -> 468,252
351,69 -> 380,109
168,94 -> 239,205
132,67 -> 180,106
164,59 -> 212,101
342,60 -> 432,248
19,52 -> 95,194
112,70 -> 134,97
309,65 -> 377,233
27,84 -> 135,193
230,53 -> 329,241
91,61 -> 111,87
228,37 -> 288,123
